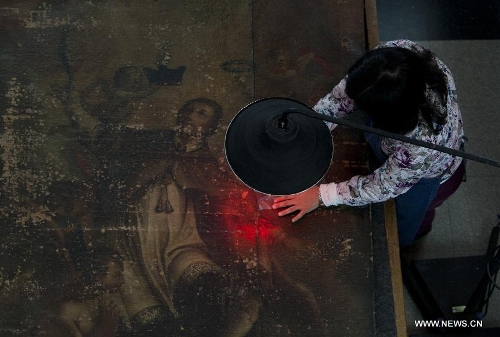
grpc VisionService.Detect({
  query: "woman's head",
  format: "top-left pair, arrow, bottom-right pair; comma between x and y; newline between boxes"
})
345,46 -> 447,134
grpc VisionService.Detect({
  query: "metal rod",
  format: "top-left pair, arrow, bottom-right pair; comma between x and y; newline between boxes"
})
287,108 -> 500,168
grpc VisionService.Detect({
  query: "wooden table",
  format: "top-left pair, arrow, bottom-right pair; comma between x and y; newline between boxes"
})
0,1 -> 404,335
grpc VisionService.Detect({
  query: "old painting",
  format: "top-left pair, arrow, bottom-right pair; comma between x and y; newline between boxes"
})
0,1 -> 373,336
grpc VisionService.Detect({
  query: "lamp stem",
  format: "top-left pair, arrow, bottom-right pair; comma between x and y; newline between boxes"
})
285,108 -> 500,168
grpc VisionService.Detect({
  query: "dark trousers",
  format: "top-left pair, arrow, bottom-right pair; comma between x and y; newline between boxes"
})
414,161 -> 465,240
365,131 -> 465,246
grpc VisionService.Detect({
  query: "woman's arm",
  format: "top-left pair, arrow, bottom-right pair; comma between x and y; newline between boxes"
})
313,77 -> 356,130
274,143 -> 433,221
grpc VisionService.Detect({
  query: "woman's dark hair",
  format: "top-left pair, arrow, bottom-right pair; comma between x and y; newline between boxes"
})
345,46 -> 448,134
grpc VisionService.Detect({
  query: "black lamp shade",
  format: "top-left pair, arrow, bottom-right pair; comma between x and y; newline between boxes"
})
225,97 -> 333,195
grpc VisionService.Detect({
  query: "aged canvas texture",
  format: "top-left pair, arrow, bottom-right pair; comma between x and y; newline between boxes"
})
0,1 -> 373,336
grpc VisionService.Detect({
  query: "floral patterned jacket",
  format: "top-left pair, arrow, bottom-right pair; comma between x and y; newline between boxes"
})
315,40 -> 464,206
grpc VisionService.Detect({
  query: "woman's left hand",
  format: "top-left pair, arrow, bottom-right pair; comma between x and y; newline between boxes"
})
272,185 -> 320,222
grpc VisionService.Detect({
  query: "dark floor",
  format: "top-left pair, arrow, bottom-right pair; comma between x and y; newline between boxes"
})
376,0 -> 500,335
377,0 -> 500,41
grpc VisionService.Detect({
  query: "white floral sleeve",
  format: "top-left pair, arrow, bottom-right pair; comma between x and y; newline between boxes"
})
336,143 -> 433,206
313,77 -> 355,131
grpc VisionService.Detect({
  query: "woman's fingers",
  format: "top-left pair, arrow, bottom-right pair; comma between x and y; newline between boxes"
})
272,186 -> 320,222
291,211 -> 306,223
272,198 -> 296,210
276,205 -> 296,216
273,195 -> 294,203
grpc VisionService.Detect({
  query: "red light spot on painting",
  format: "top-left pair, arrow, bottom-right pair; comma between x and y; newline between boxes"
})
215,189 -> 284,246
230,214 -> 281,246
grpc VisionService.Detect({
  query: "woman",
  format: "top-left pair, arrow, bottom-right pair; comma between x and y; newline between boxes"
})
273,40 -> 466,246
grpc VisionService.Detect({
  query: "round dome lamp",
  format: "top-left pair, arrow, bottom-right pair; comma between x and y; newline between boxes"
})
224,97 -> 333,195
